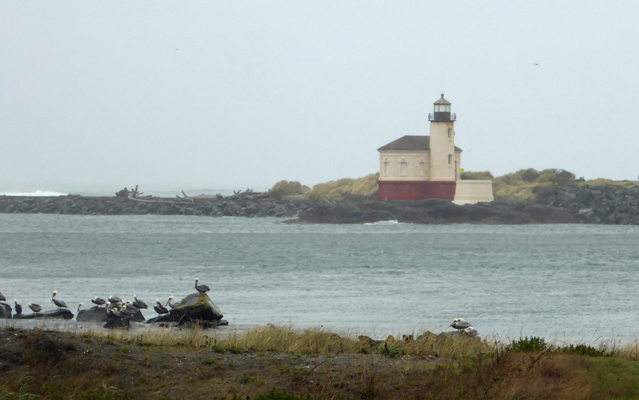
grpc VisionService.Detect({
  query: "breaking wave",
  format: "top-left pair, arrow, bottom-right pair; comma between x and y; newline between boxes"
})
1,190 -> 67,197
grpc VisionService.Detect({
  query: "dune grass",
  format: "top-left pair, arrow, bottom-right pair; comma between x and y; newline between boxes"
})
4,326 -> 639,399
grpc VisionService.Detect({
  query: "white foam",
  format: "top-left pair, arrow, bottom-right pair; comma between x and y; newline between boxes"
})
1,190 -> 68,197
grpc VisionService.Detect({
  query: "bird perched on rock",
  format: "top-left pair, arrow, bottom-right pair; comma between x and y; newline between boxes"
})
154,300 -> 169,315
449,318 -> 472,330
28,303 -> 42,313
52,291 -> 68,309
77,303 -> 83,313
463,326 -> 478,337
108,295 -> 123,305
0,292 -> 6,302
165,296 -> 180,309
195,278 -> 210,293
14,299 -> 22,315
92,296 -> 107,307
132,295 -> 148,309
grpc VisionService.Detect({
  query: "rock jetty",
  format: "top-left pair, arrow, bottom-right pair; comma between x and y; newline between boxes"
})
2,184 -> 639,225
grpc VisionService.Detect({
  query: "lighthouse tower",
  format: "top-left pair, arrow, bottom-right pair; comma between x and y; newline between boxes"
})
376,94 -> 461,201
426,94 -> 458,198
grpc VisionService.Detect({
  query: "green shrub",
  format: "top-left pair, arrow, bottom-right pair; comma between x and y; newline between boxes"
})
511,336 -> 547,352
559,344 -> 604,357
460,171 -> 494,180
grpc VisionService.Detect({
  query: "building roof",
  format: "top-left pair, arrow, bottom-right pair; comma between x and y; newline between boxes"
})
378,135 -> 462,152
434,94 -> 451,105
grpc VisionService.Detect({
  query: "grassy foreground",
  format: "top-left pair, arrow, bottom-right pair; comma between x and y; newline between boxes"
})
2,326 -> 639,400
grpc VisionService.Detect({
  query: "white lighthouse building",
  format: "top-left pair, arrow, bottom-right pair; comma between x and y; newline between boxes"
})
377,94 -> 493,203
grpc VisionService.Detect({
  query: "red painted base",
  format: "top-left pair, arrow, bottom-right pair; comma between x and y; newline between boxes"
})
376,181 -> 456,201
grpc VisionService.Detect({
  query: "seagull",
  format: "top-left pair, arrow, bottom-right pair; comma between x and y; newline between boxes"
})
52,291 -> 68,309
195,278 -> 210,294
28,303 -> 42,313
449,318 -> 472,330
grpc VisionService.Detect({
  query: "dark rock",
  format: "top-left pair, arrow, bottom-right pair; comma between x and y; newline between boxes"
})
76,306 -> 144,323
14,309 -> 74,320
0,303 -> 12,319
146,293 -> 223,325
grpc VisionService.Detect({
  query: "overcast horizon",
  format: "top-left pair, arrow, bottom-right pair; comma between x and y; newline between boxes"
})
2,1 -> 638,195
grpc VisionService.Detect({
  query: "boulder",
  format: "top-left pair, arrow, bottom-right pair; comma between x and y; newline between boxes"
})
77,306 -> 145,323
0,303 -> 12,319
14,309 -> 74,320
147,292 -> 223,325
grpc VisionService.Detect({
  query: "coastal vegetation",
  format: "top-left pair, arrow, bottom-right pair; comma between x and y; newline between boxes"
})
305,174 -> 379,201
291,168 -> 638,202
2,325 -> 639,399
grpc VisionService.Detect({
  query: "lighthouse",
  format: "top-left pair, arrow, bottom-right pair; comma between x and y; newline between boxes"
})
376,94 -> 461,201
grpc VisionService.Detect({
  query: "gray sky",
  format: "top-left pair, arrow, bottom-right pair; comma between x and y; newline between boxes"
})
2,1 -> 638,194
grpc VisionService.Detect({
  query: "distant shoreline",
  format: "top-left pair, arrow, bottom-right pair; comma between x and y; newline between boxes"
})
2,184 -> 639,225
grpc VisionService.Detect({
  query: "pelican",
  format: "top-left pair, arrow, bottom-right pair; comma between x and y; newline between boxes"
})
52,291 -> 68,309
106,304 -> 122,319
463,326 -> 478,337
91,296 -> 107,307
28,303 -> 42,313
449,318 -> 472,330
132,295 -> 148,309
195,278 -> 210,293
165,296 -> 180,309
154,300 -> 169,315
108,295 -> 123,305
119,304 -> 137,318
77,303 -> 83,313
14,299 -> 22,315
0,292 -> 5,301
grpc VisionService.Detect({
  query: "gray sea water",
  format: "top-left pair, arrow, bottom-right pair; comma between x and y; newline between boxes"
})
1,214 -> 639,343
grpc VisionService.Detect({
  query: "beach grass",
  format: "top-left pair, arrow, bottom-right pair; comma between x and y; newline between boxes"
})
4,325 -> 639,399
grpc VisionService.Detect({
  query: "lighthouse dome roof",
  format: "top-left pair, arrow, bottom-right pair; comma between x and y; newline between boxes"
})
434,94 -> 451,105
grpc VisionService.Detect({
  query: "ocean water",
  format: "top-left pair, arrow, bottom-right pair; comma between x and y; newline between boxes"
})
1,214 -> 639,343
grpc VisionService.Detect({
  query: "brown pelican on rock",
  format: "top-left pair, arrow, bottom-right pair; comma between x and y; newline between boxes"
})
195,278 -> 210,293
52,291 -> 68,309
14,299 -> 22,315
154,300 -> 169,315
28,303 -> 42,313
449,318 -> 472,330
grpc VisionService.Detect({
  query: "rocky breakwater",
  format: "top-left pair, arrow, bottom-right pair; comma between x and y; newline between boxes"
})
296,198 -> 578,224
0,194 -> 306,218
536,185 -> 639,225
147,292 -> 227,328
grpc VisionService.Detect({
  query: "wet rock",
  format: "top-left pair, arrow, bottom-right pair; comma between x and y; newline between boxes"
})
0,303 -> 12,319
14,309 -> 74,320
147,293 -> 223,325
